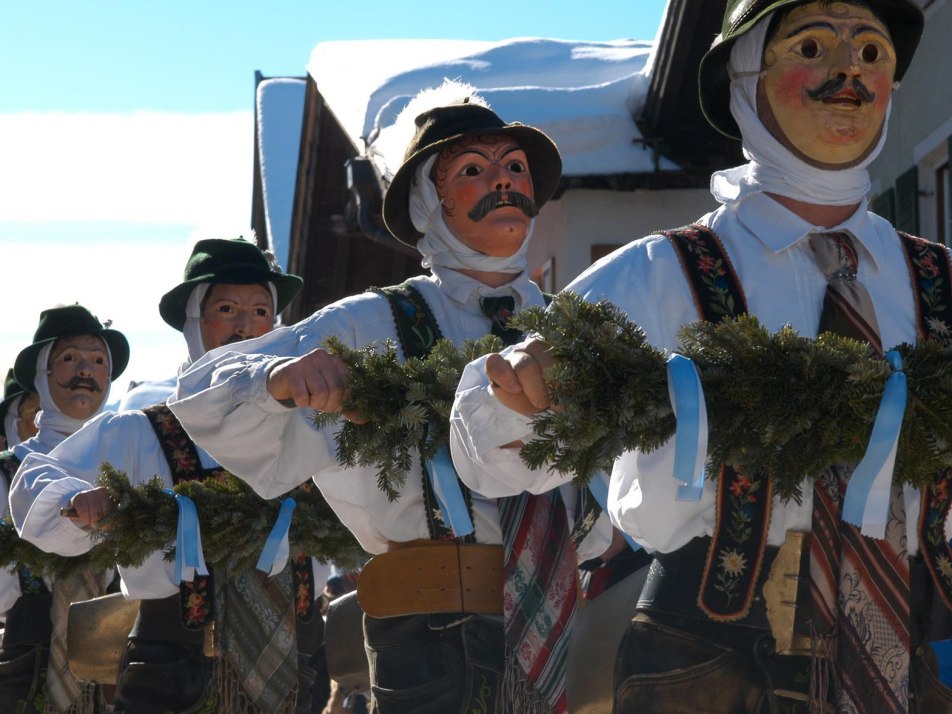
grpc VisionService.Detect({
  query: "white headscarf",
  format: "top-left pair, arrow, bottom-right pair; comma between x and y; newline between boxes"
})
710,12 -> 891,206
410,155 -> 534,274
3,394 -> 24,449
180,281 -> 279,369
32,341 -> 113,451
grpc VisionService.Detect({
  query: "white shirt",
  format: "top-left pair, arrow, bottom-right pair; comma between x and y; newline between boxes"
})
170,268 -> 611,558
451,192 -> 941,555
10,408 -> 221,600
2,424 -> 90,614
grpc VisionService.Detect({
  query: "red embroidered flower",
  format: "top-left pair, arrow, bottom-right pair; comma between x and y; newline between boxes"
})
729,475 -> 752,497
697,254 -> 716,274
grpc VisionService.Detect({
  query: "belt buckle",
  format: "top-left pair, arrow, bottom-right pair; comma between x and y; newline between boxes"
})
762,530 -> 812,656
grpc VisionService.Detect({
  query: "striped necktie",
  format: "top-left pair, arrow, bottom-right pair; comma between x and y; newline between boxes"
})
481,294 -> 576,713
808,231 -> 910,712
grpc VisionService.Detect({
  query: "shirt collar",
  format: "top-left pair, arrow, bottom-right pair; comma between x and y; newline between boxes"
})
735,191 -> 884,270
429,264 -> 537,312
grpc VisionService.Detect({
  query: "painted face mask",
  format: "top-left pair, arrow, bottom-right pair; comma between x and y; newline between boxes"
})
759,1 -> 897,167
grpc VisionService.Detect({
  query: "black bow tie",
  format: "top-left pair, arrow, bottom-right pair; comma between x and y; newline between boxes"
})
479,296 -> 522,346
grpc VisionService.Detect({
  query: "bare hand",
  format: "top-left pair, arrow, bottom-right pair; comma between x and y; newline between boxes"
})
67,487 -> 114,529
266,350 -> 367,423
484,338 -> 554,416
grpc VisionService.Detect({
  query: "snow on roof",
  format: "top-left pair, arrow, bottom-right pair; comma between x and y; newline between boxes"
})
256,77 -> 306,271
307,37 -> 675,180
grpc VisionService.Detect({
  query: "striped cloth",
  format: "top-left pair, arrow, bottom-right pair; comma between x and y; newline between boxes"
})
214,565 -> 299,713
808,232 -> 910,713
498,490 -> 577,714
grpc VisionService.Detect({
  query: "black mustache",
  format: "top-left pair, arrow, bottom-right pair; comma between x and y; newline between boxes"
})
807,75 -> 876,103
57,376 -> 101,392
467,191 -> 539,222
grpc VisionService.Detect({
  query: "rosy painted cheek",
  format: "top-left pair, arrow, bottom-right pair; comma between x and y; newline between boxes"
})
773,66 -> 816,107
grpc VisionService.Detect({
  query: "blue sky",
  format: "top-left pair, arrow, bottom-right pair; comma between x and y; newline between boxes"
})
2,0 -> 668,396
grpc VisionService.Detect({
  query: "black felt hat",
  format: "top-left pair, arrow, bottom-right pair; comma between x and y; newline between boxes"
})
159,238 -> 304,331
382,102 -> 563,245
13,305 -> 130,391
0,368 -> 28,440
698,0 -> 924,139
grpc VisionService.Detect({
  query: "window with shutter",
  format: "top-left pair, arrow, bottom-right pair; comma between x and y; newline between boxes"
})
895,166 -> 920,234
872,188 -> 896,224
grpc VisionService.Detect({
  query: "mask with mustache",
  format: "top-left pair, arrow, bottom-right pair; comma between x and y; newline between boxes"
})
57,376 -> 102,393
467,190 -> 539,222
807,75 -> 876,104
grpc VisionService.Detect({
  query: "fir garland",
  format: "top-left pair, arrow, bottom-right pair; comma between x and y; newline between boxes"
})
0,464 -> 365,580
313,334 -> 503,500
512,292 -> 952,501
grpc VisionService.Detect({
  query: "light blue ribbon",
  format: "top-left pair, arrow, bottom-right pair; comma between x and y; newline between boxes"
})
257,497 -> 297,576
588,472 -> 641,552
842,350 -> 907,539
424,446 -> 474,537
165,489 -> 209,583
666,354 -> 708,501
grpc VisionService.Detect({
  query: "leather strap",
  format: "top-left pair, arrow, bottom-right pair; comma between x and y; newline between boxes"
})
357,541 -> 504,618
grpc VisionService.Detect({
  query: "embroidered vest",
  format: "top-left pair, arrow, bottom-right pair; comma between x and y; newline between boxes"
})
665,224 -> 952,621
0,452 -> 49,595
373,283 -> 600,544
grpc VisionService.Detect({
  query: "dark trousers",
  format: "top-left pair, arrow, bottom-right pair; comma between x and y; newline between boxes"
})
613,611 -> 952,714
364,613 -> 504,714
0,592 -> 53,714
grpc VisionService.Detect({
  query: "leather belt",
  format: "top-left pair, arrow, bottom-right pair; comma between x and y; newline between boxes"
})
357,540 -> 504,618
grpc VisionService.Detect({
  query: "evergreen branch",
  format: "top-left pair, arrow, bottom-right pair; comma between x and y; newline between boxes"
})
0,464 -> 365,580
513,292 -> 952,500
312,334 -> 503,500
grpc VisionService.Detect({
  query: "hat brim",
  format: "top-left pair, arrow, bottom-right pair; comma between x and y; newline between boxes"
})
14,330 -> 130,392
159,270 -> 304,331
699,0 -> 924,139
383,124 -> 563,246
0,391 -> 24,437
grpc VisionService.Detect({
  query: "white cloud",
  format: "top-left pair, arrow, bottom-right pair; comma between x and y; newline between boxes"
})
0,111 -> 252,224
1,111 -> 257,400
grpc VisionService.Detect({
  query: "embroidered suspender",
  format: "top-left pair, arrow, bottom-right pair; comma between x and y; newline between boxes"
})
142,404 -> 317,625
667,226 -> 952,621
662,225 -> 773,621
0,453 -> 49,595
143,404 -> 217,629
374,284 -> 477,542
901,233 -> 952,612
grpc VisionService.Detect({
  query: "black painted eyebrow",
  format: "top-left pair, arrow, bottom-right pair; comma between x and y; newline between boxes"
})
784,20 -> 890,42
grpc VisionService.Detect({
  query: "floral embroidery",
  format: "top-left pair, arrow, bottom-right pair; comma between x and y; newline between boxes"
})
664,225 -> 746,320
144,405 -> 217,628
181,577 -> 213,629
709,469 -> 764,609
903,232 -> 952,345
719,549 -> 747,577
920,471 -> 952,608
291,554 -> 314,621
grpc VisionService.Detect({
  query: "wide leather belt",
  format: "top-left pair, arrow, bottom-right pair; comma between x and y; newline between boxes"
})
638,532 -> 814,656
357,540 -> 504,618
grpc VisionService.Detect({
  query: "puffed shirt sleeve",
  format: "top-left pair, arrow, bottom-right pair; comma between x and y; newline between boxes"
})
11,411 -> 168,557
170,297 -> 388,500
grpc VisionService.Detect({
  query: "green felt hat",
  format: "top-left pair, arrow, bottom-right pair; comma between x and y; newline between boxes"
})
383,102 -> 563,245
0,368 -> 28,440
698,0 -> 924,138
159,238 -> 304,331
13,305 -> 130,391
